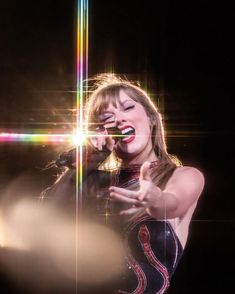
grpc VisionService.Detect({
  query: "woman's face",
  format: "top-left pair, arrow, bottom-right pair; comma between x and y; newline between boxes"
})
99,90 -> 156,163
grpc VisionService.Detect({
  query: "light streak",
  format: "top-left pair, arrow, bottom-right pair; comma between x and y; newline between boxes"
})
0,131 -> 88,147
76,0 -> 89,215
76,0 -> 89,288
0,133 -> 79,144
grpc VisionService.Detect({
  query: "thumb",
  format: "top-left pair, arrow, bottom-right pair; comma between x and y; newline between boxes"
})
140,161 -> 152,182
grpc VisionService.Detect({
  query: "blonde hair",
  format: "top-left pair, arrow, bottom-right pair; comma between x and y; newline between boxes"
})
85,74 -> 181,185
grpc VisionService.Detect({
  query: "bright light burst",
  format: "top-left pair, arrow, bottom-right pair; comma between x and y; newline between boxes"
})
72,129 -> 86,146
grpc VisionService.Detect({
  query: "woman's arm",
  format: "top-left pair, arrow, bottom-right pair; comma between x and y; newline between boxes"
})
146,166 -> 204,219
109,162 -> 205,219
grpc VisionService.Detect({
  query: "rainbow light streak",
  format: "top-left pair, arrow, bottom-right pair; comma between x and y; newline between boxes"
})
76,0 -> 89,216
76,0 -> 89,286
0,133 -> 78,144
76,0 -> 89,210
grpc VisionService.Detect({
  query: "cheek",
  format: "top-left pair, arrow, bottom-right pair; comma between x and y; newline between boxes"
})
134,108 -> 150,125
139,116 -> 151,135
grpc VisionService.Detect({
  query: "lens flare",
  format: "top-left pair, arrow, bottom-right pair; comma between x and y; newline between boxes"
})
72,129 -> 86,146
0,200 -> 124,287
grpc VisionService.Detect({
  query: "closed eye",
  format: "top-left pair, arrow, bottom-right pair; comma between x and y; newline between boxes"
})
124,105 -> 135,111
101,115 -> 114,123
99,112 -> 114,122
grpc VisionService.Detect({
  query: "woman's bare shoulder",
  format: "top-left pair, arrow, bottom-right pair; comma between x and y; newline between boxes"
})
173,166 -> 204,179
165,166 -> 205,202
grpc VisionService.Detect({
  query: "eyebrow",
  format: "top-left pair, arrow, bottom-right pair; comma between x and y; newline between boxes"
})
121,99 -> 135,104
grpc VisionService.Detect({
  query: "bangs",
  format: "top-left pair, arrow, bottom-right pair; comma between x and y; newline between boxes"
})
91,84 -> 146,115
90,85 -> 122,117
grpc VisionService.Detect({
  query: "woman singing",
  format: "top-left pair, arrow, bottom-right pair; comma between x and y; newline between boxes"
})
47,74 -> 204,293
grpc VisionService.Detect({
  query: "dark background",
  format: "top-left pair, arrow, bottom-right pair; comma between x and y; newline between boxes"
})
0,0 -> 234,293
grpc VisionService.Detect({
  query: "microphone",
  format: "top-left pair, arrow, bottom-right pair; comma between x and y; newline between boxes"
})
55,127 -> 123,169
105,126 -> 123,143
93,123 -> 123,143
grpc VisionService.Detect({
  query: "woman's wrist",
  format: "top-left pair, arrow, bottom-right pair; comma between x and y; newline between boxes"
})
146,191 -> 178,219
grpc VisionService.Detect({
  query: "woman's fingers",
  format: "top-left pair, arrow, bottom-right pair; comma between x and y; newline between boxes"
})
110,187 -> 154,209
109,185 -> 155,210
140,161 -> 152,181
110,192 -> 141,205
97,135 -> 105,151
120,207 -> 144,216
103,121 -> 116,129
89,135 -> 101,150
90,127 -> 116,152
89,132 -> 107,151
105,134 -> 115,151
109,186 -> 140,199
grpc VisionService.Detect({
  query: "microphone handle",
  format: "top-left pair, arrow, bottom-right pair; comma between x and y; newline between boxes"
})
55,127 -> 123,168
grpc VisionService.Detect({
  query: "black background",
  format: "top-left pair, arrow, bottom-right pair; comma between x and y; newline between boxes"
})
0,0 -> 234,293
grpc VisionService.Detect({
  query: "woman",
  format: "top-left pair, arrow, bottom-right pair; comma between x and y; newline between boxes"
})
48,74 -> 204,293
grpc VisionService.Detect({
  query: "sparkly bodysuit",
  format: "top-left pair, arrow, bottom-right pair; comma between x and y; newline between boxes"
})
47,151 -> 183,294
83,164 -> 183,294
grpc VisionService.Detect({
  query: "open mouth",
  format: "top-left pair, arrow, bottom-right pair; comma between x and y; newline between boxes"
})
120,127 -> 135,143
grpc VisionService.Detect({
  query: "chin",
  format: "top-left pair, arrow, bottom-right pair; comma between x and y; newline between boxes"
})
115,143 -> 144,161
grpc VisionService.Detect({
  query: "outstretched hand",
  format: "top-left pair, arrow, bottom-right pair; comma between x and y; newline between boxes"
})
109,161 -> 162,215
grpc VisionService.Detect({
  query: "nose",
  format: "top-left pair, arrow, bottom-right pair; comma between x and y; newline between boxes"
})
114,110 -> 127,125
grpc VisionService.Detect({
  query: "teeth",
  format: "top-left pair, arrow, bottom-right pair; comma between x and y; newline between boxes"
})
121,127 -> 134,135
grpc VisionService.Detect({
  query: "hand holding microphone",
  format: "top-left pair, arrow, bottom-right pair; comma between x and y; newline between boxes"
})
90,120 -> 122,152
55,122 -> 122,169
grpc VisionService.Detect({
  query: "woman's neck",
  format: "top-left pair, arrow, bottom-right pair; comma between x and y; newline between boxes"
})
121,148 -> 158,166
